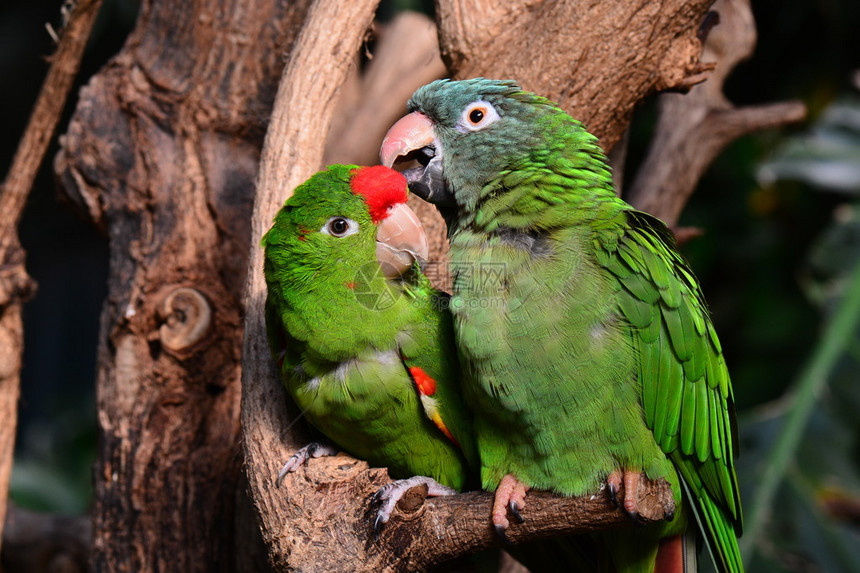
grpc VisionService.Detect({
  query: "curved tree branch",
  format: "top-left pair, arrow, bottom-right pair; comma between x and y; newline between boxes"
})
0,0 -> 103,556
239,0 -> 383,569
626,0 -> 807,225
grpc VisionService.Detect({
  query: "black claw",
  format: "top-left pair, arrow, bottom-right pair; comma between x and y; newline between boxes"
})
608,482 -> 620,507
493,524 -> 512,546
509,501 -> 525,524
626,509 -> 647,527
373,514 -> 385,540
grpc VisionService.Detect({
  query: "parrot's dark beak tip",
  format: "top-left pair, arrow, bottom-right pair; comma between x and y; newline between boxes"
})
401,155 -> 455,209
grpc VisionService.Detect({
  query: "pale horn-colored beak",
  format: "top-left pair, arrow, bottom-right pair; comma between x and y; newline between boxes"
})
375,202 -> 430,278
380,112 -> 436,168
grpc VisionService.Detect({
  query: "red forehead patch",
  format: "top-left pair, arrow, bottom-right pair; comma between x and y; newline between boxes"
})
349,166 -> 408,223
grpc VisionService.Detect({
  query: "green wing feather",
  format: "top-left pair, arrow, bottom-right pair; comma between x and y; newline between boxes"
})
397,284 -> 479,473
599,210 -> 744,573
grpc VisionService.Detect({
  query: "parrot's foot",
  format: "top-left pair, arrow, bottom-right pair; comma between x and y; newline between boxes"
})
607,469 -> 646,524
372,476 -> 456,538
276,442 -> 338,487
491,474 -> 529,543
606,469 -> 674,525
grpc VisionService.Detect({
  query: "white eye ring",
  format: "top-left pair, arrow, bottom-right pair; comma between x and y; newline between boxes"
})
320,216 -> 359,238
457,100 -> 500,132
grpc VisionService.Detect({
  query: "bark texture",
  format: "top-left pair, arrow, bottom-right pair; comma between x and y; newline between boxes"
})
436,0 -> 716,151
55,0 -> 312,570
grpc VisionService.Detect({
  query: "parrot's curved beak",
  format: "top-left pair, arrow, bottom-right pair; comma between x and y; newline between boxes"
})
380,112 -> 454,208
375,202 -> 430,279
380,112 -> 435,169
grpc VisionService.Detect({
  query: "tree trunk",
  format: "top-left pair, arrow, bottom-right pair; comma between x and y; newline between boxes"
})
55,0 -> 312,570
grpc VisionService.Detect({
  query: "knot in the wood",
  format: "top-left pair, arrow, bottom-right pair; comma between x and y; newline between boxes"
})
0,266 -> 37,309
158,287 -> 212,353
0,244 -> 38,307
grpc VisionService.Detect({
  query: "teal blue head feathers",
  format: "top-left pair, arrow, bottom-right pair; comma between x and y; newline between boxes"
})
380,78 -> 612,221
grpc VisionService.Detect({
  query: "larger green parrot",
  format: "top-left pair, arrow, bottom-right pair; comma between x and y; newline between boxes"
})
262,164 -> 477,529
380,79 -> 743,572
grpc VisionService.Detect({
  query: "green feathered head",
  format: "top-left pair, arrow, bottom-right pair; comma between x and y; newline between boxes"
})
263,164 -> 429,303
380,78 -> 611,219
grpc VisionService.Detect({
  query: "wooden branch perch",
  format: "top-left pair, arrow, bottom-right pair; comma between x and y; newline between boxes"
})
256,453 -> 673,572
0,0 -> 102,556
626,0 -> 807,225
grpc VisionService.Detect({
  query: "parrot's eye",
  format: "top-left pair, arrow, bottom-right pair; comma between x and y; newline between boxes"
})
321,216 -> 359,238
458,100 -> 500,133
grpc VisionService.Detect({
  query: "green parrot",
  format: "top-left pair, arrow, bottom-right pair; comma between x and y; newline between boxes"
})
262,164 -> 477,530
380,79 -> 743,573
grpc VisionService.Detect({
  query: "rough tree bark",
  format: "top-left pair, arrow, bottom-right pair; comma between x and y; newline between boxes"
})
0,0 -> 103,559
55,0 -> 313,570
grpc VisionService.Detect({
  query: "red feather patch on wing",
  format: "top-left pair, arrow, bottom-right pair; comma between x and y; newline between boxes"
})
409,366 -> 437,396
408,366 -> 459,446
349,166 -> 408,223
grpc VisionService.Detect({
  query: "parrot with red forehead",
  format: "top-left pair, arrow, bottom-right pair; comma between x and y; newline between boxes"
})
380,79 -> 744,572
263,164 -> 477,529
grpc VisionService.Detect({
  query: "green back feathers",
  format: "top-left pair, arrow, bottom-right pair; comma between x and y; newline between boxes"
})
597,211 -> 743,572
